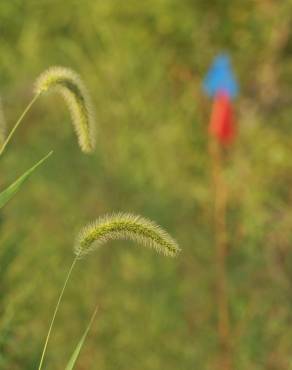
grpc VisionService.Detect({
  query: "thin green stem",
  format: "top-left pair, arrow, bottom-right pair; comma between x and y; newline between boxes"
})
0,93 -> 40,156
37,256 -> 79,370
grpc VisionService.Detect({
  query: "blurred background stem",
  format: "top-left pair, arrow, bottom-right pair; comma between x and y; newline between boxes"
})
209,139 -> 232,370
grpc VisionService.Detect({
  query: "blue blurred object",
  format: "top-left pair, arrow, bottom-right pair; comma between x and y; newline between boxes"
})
203,54 -> 239,99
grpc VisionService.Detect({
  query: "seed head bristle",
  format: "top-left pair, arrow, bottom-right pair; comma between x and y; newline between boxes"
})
75,212 -> 180,258
34,66 -> 95,153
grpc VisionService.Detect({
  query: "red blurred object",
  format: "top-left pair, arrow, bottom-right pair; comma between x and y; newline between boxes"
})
208,91 -> 236,145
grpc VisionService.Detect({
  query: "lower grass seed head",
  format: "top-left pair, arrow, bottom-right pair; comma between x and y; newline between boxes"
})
34,66 -> 95,153
75,213 -> 181,258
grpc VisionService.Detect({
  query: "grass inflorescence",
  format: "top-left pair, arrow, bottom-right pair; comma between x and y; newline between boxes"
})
75,212 -> 180,257
34,66 -> 95,153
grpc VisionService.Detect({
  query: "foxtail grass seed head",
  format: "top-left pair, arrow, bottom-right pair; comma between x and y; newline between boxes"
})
75,213 -> 180,258
34,66 -> 95,153
0,97 -> 6,146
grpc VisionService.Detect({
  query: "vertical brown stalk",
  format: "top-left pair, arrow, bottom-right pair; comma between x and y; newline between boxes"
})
209,138 -> 232,370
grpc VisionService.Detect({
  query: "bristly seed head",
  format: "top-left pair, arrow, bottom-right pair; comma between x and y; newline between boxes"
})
75,212 -> 181,258
34,66 -> 95,153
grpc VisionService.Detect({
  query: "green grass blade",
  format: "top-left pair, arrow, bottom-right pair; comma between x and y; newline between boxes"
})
0,150 -> 53,209
65,306 -> 98,370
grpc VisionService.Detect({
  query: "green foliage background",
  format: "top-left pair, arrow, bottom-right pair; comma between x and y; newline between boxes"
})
1,1 -> 292,369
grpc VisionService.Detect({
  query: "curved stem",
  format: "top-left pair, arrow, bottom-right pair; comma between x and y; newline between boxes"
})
37,256 -> 78,370
0,93 -> 40,156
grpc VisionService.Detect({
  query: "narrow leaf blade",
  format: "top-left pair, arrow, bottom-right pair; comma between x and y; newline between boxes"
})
0,150 -> 53,209
65,306 -> 98,370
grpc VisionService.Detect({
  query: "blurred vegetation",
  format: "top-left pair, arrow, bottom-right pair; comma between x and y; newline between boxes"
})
1,1 -> 292,369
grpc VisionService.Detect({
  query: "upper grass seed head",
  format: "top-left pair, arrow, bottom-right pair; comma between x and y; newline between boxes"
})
75,212 -> 181,258
34,66 -> 95,153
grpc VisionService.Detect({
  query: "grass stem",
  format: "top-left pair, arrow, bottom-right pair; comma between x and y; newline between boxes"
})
37,256 -> 78,370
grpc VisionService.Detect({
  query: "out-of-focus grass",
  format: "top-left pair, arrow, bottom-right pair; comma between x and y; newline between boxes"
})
1,1 -> 292,369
